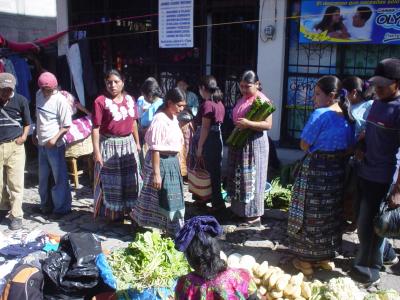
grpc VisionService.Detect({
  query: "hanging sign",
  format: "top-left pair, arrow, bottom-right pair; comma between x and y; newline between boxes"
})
299,1 -> 400,44
159,0 -> 194,48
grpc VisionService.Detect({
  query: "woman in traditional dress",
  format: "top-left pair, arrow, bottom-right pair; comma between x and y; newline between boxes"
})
226,70 -> 272,227
130,88 -> 186,236
174,216 -> 258,300
92,69 -> 141,221
287,75 -> 354,275
189,76 -> 225,213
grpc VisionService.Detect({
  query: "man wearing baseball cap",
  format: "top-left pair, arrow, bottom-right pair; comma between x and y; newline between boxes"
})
0,73 -> 32,230
350,58 -> 400,286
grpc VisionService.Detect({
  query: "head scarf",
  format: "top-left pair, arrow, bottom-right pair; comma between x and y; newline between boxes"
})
174,216 -> 223,252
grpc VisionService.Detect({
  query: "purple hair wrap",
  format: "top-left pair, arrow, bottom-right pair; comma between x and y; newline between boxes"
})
174,216 -> 223,252
339,88 -> 348,99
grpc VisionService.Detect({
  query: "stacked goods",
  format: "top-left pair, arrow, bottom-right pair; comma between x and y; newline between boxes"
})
225,253 -> 312,300
107,231 -> 191,295
226,97 -> 276,148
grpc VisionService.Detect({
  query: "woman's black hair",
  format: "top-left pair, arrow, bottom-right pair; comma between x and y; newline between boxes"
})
141,77 -> 164,99
317,75 -> 354,123
240,70 -> 262,91
104,69 -> 124,81
315,6 -> 342,32
185,233 -> 227,280
342,76 -> 374,101
199,75 -> 223,103
157,87 -> 186,112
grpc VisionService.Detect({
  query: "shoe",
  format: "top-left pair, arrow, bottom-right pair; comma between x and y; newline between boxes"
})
361,278 -> 381,288
32,206 -> 52,215
0,210 -> 8,222
292,258 -> 314,275
384,256 -> 399,266
50,211 -> 70,220
313,260 -> 335,270
238,219 -> 263,229
9,218 -> 23,230
349,268 -> 380,287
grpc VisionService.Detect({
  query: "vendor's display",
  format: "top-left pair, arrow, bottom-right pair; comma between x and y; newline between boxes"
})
226,96 -> 276,148
107,231 -> 190,298
265,178 -> 292,210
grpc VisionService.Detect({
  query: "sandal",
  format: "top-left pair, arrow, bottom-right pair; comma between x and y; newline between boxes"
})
238,219 -> 262,228
292,258 -> 314,275
313,260 -> 335,270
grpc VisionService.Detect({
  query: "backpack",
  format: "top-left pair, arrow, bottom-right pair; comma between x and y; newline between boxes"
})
1,264 -> 44,300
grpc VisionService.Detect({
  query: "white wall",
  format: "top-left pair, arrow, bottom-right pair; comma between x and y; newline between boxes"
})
56,0 -> 69,56
0,0 -> 56,17
257,0 -> 287,141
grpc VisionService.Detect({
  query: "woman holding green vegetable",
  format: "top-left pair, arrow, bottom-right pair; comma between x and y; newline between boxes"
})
226,70 -> 272,228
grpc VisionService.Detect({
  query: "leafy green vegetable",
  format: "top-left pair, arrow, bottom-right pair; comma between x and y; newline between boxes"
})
226,97 -> 276,148
364,289 -> 400,300
107,231 -> 191,294
310,277 -> 364,300
265,178 -> 292,210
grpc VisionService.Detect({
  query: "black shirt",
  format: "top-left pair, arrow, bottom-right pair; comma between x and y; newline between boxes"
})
0,93 -> 32,142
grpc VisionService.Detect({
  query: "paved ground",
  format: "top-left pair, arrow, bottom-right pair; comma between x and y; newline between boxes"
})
1,158 -> 399,293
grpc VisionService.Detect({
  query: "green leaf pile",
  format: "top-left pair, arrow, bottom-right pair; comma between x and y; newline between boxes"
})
265,178 -> 292,210
107,231 -> 191,292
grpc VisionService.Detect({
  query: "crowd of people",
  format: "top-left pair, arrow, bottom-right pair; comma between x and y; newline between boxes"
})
0,57 -> 400,289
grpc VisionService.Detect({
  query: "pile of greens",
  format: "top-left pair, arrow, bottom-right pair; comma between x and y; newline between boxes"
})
310,277 -> 364,300
265,178 -> 292,210
364,289 -> 400,300
226,97 -> 275,148
107,231 -> 191,293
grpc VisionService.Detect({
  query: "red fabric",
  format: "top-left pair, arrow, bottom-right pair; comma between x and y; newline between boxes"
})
0,31 -> 67,53
194,100 -> 225,126
92,94 -> 138,136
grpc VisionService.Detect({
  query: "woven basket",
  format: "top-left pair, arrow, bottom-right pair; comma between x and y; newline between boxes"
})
65,135 -> 93,158
188,160 -> 212,201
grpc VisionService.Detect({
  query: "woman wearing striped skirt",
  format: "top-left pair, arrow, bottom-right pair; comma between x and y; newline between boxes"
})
287,75 -> 354,275
130,88 -> 186,236
92,69 -> 141,221
226,70 -> 272,228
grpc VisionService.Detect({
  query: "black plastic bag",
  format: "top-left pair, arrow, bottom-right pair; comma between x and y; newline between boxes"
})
41,233 -> 110,299
374,201 -> 400,238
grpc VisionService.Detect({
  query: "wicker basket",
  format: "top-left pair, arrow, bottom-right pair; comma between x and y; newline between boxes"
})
65,135 -> 93,158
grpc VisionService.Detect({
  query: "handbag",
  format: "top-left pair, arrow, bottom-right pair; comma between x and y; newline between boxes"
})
374,200 -> 400,238
188,158 -> 212,201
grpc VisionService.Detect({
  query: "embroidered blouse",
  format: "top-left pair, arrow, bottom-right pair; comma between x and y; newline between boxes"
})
145,111 -> 183,153
232,91 -> 271,123
301,107 -> 355,152
175,268 -> 256,300
92,94 -> 138,136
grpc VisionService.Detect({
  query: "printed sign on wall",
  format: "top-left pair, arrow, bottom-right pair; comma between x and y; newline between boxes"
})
159,0 -> 193,48
300,1 -> 400,44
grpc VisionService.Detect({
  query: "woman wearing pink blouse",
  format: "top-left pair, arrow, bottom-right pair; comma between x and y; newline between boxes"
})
227,70 -> 272,228
130,88 -> 186,236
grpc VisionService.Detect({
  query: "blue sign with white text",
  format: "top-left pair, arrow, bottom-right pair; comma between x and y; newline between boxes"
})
299,1 -> 400,44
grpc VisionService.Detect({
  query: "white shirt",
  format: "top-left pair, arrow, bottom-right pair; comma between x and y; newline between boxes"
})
36,90 -> 72,146
343,17 -> 373,40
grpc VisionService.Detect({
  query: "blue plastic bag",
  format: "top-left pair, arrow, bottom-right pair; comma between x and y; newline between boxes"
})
117,280 -> 176,300
96,253 -> 117,290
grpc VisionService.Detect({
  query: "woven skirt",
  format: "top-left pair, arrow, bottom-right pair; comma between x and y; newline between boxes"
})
227,131 -> 269,218
287,151 -> 345,261
130,152 -> 185,236
93,134 -> 141,220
